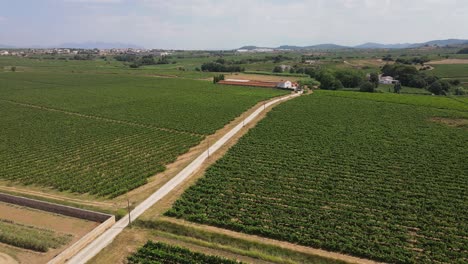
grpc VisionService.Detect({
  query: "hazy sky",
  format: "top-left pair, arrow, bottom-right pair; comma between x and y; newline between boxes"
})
1,0 -> 467,49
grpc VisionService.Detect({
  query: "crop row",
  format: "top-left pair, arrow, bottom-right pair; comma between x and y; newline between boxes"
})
0,101 -> 201,197
0,219 -> 71,252
167,92 -> 468,263
127,241 -> 241,264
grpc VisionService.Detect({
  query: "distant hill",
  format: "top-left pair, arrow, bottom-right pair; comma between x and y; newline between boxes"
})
408,39 -> 468,48
58,42 -> 143,49
239,39 -> 468,51
354,42 -> 413,49
305,44 -> 350,50
0,44 -> 15,49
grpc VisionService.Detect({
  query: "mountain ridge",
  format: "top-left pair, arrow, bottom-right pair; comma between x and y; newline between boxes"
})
239,39 -> 468,51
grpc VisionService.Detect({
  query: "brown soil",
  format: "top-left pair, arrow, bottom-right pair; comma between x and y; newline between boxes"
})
0,202 -> 99,264
429,59 -> 468,65
0,253 -> 18,264
225,73 -> 303,82
430,117 -> 468,128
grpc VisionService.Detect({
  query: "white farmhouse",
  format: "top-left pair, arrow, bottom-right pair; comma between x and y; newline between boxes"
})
0,51 -> 9,56
379,76 -> 395,85
277,80 -> 298,90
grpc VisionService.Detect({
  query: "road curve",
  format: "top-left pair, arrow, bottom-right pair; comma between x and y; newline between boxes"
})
66,92 -> 301,264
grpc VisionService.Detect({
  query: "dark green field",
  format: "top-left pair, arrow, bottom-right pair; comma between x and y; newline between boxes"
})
128,241 -> 240,264
168,91 -> 468,263
0,71 -> 286,197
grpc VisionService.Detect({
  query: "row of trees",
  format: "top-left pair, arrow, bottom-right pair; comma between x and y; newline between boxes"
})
200,62 -> 244,72
115,54 -> 172,68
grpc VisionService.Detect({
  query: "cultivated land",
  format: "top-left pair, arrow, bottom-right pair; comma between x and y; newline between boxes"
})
0,72 -> 286,197
128,241 -> 241,264
167,91 -> 468,263
1,45 -> 468,263
0,202 -> 98,263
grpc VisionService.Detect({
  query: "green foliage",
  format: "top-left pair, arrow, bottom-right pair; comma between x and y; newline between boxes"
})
427,80 -> 451,95
359,81 -> 375,92
168,92 -> 468,263
201,62 -> 244,72
316,71 -> 343,90
369,72 -> 379,88
0,219 -> 71,252
0,72 -> 286,197
334,69 -> 365,88
213,74 -> 225,84
10,66 -> 16,72
128,241 -> 241,264
272,65 -> 283,73
456,47 -> 468,54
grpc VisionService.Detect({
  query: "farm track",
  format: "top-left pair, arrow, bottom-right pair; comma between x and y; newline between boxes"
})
0,98 -> 205,138
67,92 -> 301,264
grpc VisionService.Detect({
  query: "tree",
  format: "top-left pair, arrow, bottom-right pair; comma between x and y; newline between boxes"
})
369,73 -> 379,88
393,82 -> 402,94
213,74 -> 225,84
457,47 -> 468,54
318,72 -> 342,90
273,66 -> 283,73
360,81 -> 375,93
11,66 -> 16,72
427,80 -> 450,95
334,69 -> 364,88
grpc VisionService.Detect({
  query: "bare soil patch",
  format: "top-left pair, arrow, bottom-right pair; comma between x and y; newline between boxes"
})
0,252 -> 18,264
225,73 -> 302,82
429,59 -> 468,65
430,117 -> 468,128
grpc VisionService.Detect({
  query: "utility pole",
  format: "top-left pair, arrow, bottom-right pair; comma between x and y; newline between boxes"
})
127,198 -> 132,227
207,138 -> 210,158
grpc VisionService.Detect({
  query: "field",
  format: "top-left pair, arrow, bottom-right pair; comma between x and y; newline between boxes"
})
0,219 -> 70,252
0,71 -> 287,197
430,64 -> 468,78
0,201 -> 98,263
167,91 -> 468,263
128,241 -> 241,264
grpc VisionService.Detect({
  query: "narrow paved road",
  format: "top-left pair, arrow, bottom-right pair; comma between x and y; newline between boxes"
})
67,92 -> 300,264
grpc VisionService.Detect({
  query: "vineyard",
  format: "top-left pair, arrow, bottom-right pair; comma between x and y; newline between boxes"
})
167,92 -> 468,263
0,72 -> 286,197
127,241 -> 241,264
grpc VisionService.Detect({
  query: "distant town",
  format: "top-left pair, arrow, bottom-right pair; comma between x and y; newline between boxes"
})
0,48 -> 172,57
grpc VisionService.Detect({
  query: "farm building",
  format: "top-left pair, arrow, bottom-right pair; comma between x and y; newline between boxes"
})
0,51 -> 9,56
379,75 -> 396,85
218,79 -> 298,90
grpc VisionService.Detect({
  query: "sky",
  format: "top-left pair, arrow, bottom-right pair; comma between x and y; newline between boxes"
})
0,0 -> 468,49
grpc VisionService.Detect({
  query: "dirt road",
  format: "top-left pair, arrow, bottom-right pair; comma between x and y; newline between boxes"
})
66,92 -> 301,264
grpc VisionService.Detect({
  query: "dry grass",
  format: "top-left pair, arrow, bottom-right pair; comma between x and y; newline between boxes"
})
429,59 -> 468,65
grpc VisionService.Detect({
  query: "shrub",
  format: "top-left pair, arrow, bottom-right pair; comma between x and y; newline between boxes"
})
359,81 -> 375,93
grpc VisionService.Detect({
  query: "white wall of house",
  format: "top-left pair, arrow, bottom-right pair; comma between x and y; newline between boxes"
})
277,81 -> 293,89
